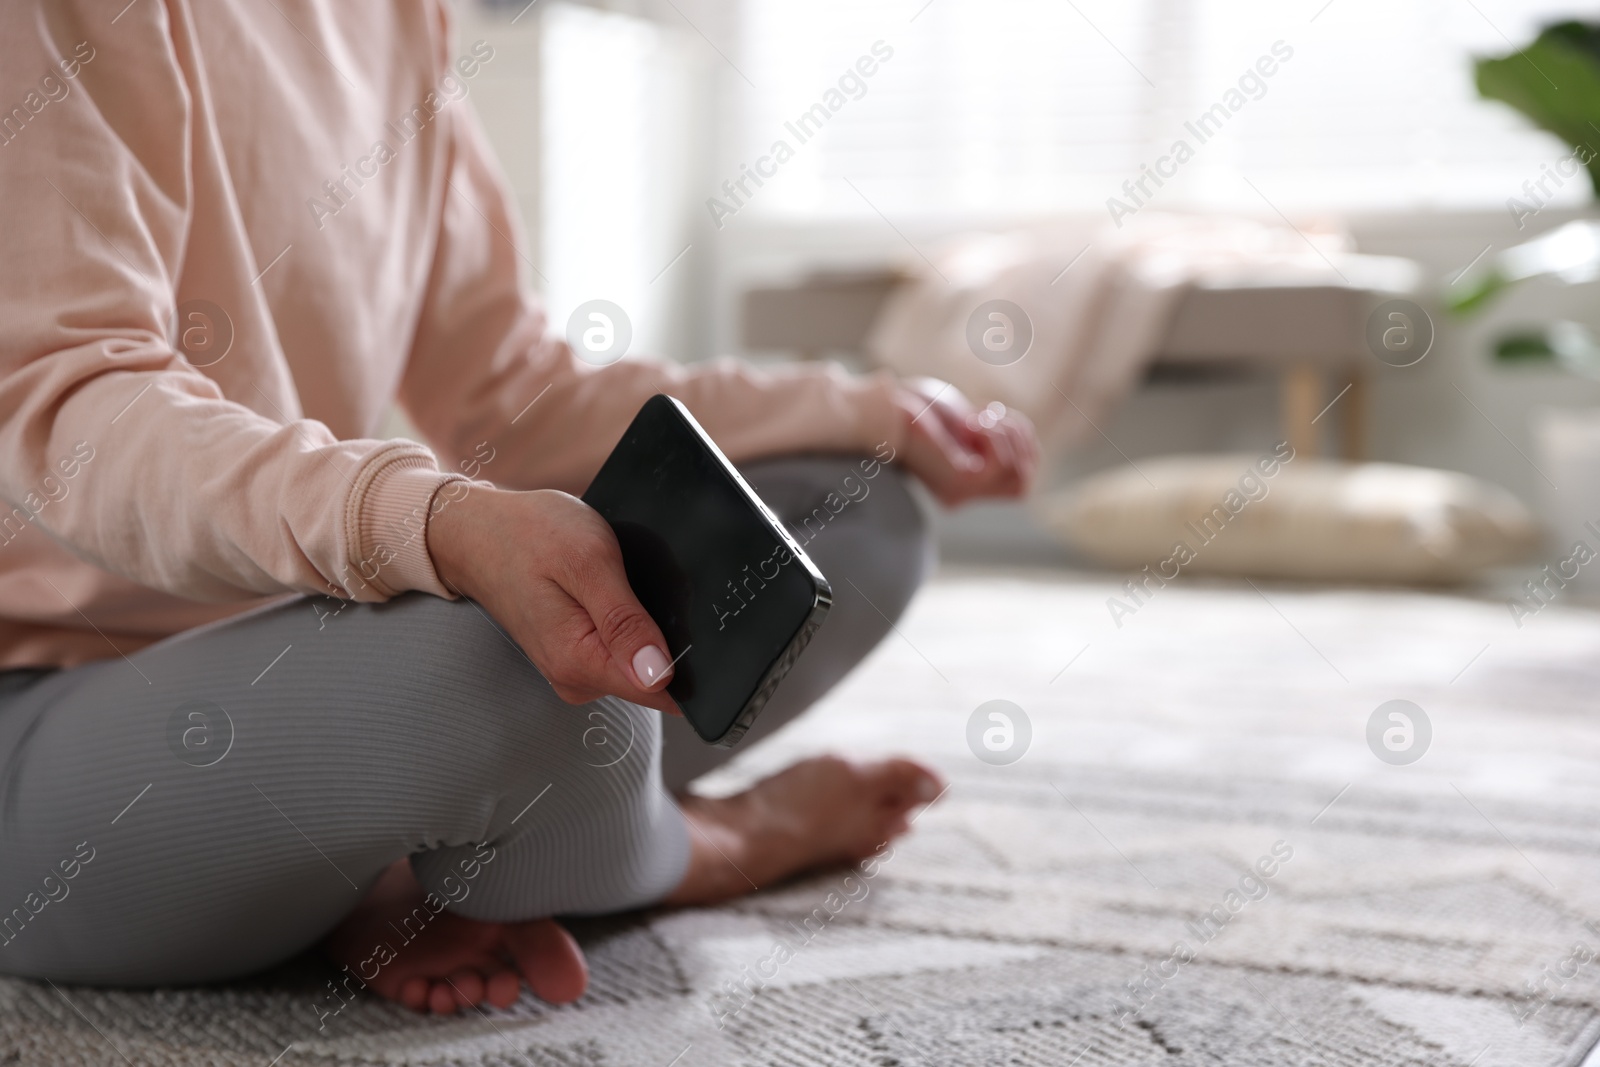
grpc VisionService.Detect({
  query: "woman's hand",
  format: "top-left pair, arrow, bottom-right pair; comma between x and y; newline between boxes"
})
893,379 -> 1040,507
427,486 -> 679,715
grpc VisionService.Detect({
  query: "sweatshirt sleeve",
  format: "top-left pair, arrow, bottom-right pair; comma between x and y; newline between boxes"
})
398,97 -> 909,497
0,3 -> 463,605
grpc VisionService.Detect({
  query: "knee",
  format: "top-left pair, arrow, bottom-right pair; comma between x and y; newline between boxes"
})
806,462 -> 934,621
747,455 -> 934,613
423,699 -> 689,918
857,465 -> 935,598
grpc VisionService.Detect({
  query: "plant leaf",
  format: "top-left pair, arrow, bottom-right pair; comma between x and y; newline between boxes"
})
1475,21 -> 1600,197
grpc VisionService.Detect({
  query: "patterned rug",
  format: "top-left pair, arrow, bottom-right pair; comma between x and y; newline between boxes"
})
8,570 -> 1600,1066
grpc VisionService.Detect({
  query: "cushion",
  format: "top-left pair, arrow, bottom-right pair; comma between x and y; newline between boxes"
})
1042,453 -> 1538,583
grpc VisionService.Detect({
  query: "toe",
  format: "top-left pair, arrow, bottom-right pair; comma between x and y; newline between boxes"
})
429,983 -> 457,1014
447,969 -> 485,1008
505,919 -> 588,1004
875,758 -> 943,811
486,968 -> 522,1008
400,976 -> 430,1013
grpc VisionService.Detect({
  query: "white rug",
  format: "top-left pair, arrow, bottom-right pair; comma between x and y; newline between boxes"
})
8,570 -> 1600,1066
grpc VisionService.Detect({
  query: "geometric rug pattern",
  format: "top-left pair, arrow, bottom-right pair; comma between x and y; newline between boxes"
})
8,571 -> 1600,1065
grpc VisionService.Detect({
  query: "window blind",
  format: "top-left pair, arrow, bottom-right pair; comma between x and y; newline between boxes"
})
729,0 -> 1597,220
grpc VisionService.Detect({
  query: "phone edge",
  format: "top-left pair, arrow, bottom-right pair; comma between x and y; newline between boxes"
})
711,582 -> 831,748
653,395 -> 837,746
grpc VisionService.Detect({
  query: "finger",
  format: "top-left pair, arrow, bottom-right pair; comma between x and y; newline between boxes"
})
994,426 -> 1029,491
1011,413 -> 1042,468
1006,419 -> 1041,488
921,411 -> 984,475
561,536 -> 676,695
937,402 -> 985,451
979,422 -> 1018,479
548,677 -> 680,718
973,420 -> 1033,497
629,687 -> 683,717
538,569 -> 675,710
547,680 -> 607,706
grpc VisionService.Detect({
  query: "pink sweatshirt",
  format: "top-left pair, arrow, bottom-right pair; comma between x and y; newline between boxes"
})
0,1 -> 905,670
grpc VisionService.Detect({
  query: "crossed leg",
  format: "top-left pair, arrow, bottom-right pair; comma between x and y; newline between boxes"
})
324,459 -> 941,1013
0,459 -> 936,1013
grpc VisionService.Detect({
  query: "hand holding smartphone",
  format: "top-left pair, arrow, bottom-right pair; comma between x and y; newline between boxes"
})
581,395 -> 831,746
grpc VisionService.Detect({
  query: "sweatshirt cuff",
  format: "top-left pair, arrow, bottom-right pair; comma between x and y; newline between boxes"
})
347,448 -> 468,600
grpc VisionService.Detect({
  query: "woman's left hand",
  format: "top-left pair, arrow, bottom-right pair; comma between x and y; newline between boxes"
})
893,379 -> 1040,507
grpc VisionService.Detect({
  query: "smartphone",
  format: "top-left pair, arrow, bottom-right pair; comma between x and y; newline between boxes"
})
581,395 -> 832,746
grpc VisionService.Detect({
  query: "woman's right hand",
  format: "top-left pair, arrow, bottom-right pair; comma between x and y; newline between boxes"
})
426,486 -> 679,715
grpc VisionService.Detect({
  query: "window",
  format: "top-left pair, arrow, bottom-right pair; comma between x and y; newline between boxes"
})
541,3 -> 696,353
729,0 -> 1595,220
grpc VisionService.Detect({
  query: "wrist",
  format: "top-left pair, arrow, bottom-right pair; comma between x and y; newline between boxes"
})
890,376 -> 958,428
890,378 -> 934,438
427,482 -> 497,598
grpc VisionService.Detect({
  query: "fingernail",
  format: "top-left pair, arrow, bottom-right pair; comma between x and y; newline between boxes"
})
916,778 -> 940,803
632,645 -> 672,688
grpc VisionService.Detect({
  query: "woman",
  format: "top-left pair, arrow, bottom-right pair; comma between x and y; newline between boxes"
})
0,1 -> 1037,1015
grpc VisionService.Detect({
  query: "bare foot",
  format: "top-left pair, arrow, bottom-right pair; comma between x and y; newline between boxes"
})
665,755 -> 943,906
323,754 -> 940,1010
322,861 -> 587,1014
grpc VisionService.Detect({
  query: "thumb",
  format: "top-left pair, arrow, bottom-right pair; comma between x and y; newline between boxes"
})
569,541 -> 676,695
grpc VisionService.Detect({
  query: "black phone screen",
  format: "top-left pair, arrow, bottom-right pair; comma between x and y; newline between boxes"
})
581,395 -> 830,744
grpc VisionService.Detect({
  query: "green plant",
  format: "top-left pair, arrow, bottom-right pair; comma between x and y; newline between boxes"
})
1446,21 -> 1600,350
1490,321 -> 1600,378
1475,21 -> 1600,197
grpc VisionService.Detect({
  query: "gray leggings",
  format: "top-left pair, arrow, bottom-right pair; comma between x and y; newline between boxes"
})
0,457 -> 930,986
